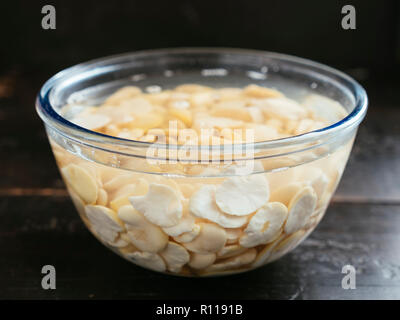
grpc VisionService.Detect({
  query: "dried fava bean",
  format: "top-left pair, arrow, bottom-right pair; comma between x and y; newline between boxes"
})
310,203 -> 328,219
192,117 -> 243,131
326,167 -> 342,194
146,91 -> 172,105
268,229 -> 306,263
53,151 -> 74,168
214,99 -> 246,109
144,175 -> 185,200
103,173 -> 136,193
266,166 -> 296,192
163,200 -> 197,237
69,188 -> 93,228
110,196 -> 132,212
130,128 -> 146,139
245,123 -> 279,141
304,205 -> 327,229
244,84 -> 283,98
108,235 -> 129,248
130,183 -> 183,227
85,205 -> 123,243
218,127 -> 235,141
125,251 -> 166,272
269,182 -> 308,206
255,97 -> 307,121
146,128 -> 168,143
252,237 -> 281,268
215,174 -> 269,216
177,183 -> 201,198
183,223 -> 227,254
312,206 -> 327,226
189,185 -> 248,228
247,106 -> 265,123
190,92 -> 215,109
96,165 -> 119,184
95,105 -> 136,126
309,120 -> 327,131
173,225 -> 201,243
240,202 -> 288,248
284,186 -> 317,234
62,164 -> 99,204
284,119 -> 298,134
110,179 -> 149,212
103,86 -> 142,105
311,203 -> 328,223
119,242 -> 138,255
211,101 -> 252,122
168,92 -> 190,102
71,113 -> 111,130
120,232 -> 131,243
217,244 -> 247,259
138,134 -> 157,142
160,242 -> 190,273
261,155 -> 297,171
216,88 -> 242,99
119,97 -> 154,114
225,228 -> 242,244
114,128 -> 144,140
205,248 -> 257,272
97,188 -> 108,206
265,118 -> 284,131
222,161 -> 264,176
168,102 -> 190,111
69,189 -> 86,217
175,84 -> 213,93
296,167 -> 329,200
168,108 -> 192,127
111,179 -> 149,200
129,113 -> 164,131
188,253 -> 216,269
302,94 -> 347,124
294,119 -> 317,135
79,162 -> 102,186
118,205 -> 168,253
104,124 -> 120,136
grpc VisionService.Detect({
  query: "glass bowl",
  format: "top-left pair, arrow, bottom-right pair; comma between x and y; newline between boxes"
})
36,48 -> 368,276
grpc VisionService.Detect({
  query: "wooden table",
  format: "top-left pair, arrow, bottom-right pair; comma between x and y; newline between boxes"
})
1,73 -> 399,300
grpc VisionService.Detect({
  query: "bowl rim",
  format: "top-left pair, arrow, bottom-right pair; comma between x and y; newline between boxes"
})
35,47 -> 368,153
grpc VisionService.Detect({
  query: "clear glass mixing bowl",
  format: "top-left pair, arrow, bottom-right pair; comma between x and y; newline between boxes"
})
36,48 -> 368,276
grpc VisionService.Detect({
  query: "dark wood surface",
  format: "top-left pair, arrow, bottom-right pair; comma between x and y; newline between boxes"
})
0,73 -> 399,300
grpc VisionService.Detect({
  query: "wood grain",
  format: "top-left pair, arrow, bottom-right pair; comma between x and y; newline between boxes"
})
0,197 -> 399,299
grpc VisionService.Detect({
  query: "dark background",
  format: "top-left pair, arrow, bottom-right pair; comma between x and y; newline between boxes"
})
0,0 -> 399,112
1,0 -> 400,300
1,0 -> 399,77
